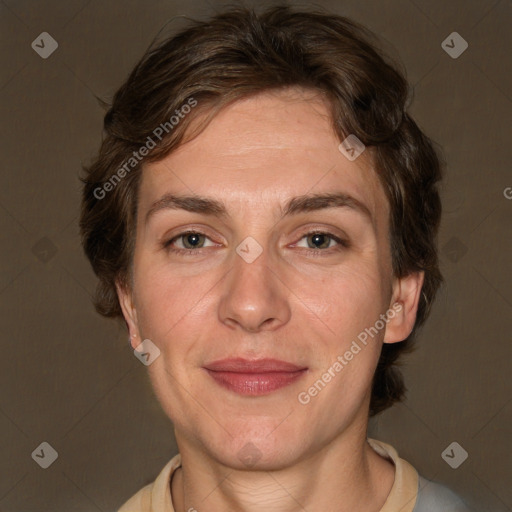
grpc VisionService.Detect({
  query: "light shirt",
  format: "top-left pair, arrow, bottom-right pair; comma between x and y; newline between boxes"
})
118,438 -> 470,511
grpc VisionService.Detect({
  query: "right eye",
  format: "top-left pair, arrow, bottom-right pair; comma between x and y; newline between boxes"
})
163,231 -> 218,255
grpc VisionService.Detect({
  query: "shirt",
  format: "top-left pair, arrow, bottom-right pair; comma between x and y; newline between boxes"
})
118,438 -> 470,511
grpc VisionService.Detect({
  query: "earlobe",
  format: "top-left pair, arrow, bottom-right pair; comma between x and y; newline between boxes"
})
115,280 -> 140,348
383,271 -> 425,344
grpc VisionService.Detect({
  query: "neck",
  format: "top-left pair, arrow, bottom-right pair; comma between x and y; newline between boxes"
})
171,429 -> 394,512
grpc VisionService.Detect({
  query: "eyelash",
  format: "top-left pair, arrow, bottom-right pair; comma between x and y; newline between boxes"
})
162,230 -> 349,257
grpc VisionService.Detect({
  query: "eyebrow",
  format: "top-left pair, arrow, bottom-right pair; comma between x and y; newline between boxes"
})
145,192 -> 372,224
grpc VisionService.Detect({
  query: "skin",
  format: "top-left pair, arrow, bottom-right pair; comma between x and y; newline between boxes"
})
117,88 -> 424,512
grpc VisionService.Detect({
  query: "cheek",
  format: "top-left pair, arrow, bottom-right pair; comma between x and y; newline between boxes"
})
294,266 -> 386,424
132,261 -> 220,354
292,260 -> 388,341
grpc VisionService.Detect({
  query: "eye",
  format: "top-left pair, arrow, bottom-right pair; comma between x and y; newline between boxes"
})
163,231 -> 216,254
294,231 -> 349,253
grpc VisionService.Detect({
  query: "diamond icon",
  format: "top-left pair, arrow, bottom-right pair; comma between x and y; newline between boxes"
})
31,32 -> 58,59
236,236 -> 263,263
237,442 -> 262,468
338,134 -> 366,161
442,32 -> 468,59
32,237 -> 58,262
134,339 -> 161,366
442,236 -> 468,263
32,442 -> 58,469
442,441 -> 468,469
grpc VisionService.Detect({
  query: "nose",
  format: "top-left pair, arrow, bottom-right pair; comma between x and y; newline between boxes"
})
218,244 -> 291,333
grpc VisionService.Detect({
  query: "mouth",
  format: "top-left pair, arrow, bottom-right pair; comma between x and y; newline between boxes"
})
203,358 -> 308,396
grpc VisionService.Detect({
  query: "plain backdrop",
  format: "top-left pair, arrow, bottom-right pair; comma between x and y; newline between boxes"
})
0,1 -> 510,511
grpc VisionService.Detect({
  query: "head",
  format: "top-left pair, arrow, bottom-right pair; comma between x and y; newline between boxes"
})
80,5 -> 443,467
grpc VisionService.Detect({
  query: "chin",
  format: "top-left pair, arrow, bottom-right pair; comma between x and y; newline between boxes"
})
202,422 -> 311,471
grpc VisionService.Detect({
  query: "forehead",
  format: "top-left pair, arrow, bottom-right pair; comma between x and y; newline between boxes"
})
138,89 -> 389,225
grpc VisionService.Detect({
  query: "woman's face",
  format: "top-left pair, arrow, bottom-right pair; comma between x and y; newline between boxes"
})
118,89 -> 420,469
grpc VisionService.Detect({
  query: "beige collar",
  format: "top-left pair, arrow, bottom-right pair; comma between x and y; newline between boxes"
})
368,438 -> 418,512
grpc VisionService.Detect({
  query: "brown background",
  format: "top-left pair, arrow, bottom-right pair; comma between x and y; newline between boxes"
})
0,0 -> 511,511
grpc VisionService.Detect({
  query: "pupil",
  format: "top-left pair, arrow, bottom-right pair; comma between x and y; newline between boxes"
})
311,234 -> 326,248
186,234 -> 201,247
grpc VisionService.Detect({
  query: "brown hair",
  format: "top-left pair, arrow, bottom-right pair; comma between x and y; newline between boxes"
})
80,5 -> 443,416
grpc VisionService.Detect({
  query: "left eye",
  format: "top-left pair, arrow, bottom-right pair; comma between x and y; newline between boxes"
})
295,232 -> 344,250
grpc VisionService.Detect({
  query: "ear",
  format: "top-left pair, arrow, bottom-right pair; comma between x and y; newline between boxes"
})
383,271 -> 425,344
116,280 -> 140,349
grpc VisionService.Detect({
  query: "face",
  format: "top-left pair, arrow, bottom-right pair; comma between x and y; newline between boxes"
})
118,88 -> 423,470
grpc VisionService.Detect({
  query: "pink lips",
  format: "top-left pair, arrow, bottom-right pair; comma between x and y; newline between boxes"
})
203,358 -> 308,396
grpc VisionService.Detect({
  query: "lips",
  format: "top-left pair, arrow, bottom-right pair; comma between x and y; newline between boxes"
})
203,358 -> 308,396
204,358 -> 307,373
